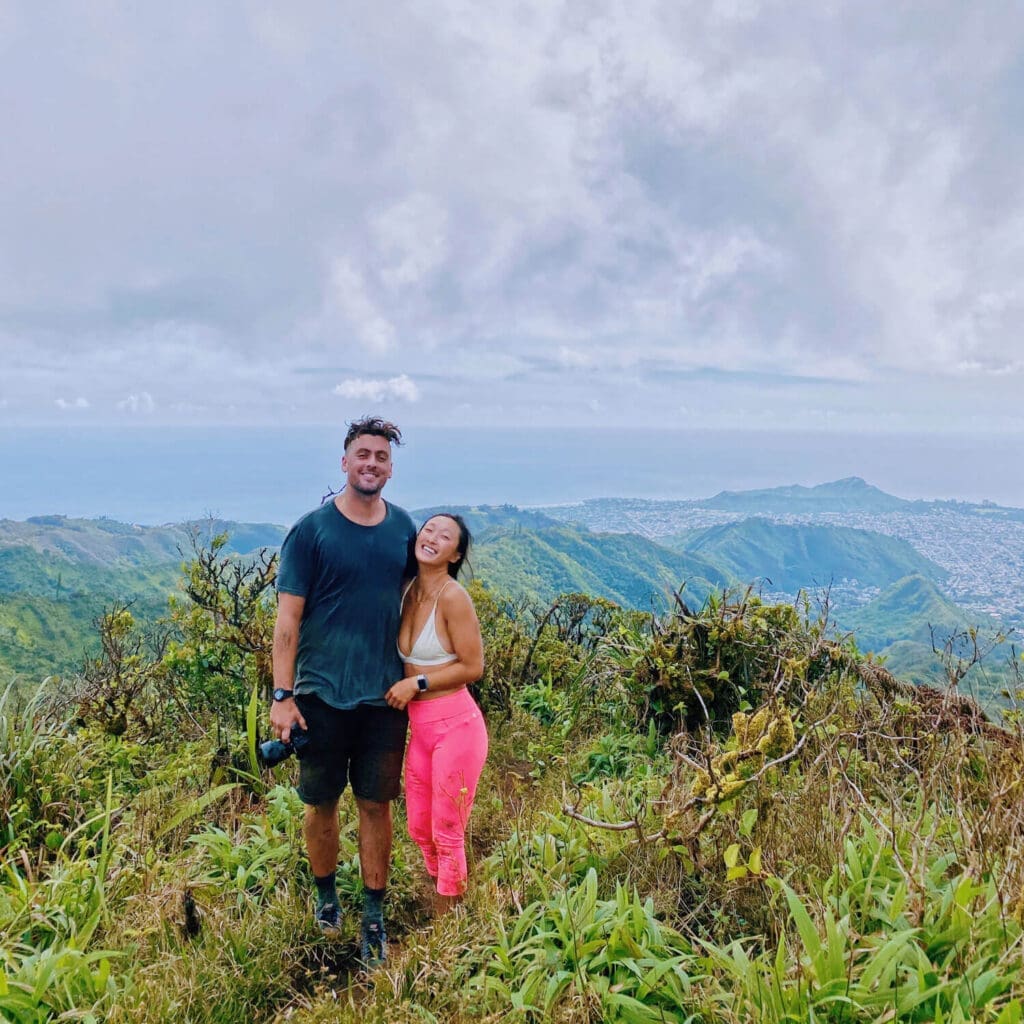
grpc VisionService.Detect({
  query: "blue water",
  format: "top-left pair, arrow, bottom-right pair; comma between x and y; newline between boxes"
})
1,426 -> 1020,525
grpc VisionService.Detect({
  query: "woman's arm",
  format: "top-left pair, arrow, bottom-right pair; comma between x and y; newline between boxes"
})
384,585 -> 484,710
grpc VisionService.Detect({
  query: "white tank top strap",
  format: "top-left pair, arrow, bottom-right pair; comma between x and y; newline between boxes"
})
432,578 -> 454,607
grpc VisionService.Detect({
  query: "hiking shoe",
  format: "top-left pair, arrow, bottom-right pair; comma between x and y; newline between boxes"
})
315,901 -> 341,936
360,919 -> 387,968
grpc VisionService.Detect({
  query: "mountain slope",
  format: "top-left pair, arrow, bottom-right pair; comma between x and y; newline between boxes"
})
471,524 -> 730,609
0,515 -> 285,564
679,519 -> 945,595
838,574 -> 1014,700
839,574 -> 968,651
0,510 -> 731,681
412,505 -> 732,608
0,517 -> 285,682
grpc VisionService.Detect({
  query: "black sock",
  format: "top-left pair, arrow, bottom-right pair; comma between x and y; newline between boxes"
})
314,872 -> 338,908
363,885 -> 385,923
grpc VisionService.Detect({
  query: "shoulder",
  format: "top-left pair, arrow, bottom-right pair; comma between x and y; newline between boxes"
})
385,502 -> 417,534
278,506 -> 328,591
438,579 -> 475,614
297,502 -> 334,528
282,505 -> 326,545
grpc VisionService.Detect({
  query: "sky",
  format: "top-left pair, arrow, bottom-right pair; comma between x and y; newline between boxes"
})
2,2 -> 1024,437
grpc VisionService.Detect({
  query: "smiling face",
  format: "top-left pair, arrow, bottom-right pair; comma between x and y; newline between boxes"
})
416,515 -> 465,575
341,433 -> 394,496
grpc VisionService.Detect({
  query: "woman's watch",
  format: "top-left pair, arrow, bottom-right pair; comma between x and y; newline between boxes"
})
416,674 -> 429,692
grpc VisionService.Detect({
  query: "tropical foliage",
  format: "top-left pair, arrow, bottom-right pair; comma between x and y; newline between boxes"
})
2,533 -> 1024,1022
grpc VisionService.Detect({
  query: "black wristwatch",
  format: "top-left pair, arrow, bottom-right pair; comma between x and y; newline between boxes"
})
272,688 -> 294,702
416,674 -> 429,693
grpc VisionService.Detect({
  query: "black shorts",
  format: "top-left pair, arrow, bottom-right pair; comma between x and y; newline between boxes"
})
294,695 -> 408,806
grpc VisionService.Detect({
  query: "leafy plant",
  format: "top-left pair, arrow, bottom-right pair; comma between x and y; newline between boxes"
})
162,530 -> 278,732
474,867 -> 701,1022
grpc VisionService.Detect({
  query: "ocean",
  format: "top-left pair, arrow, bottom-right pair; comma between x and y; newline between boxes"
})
1,426 -> 1021,525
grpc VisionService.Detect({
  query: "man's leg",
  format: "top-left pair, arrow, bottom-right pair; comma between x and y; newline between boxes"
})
304,799 -> 341,876
304,799 -> 342,933
356,797 -> 391,965
355,797 -> 392,888
294,695 -> 349,935
350,704 -> 407,966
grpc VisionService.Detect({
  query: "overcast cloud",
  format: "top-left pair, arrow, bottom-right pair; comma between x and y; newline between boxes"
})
2,1 -> 1023,432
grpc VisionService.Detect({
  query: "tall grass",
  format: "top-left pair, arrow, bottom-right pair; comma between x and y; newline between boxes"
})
4,592 -> 1024,1022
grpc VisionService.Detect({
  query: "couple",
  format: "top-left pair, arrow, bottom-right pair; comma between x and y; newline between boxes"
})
269,416 -> 488,967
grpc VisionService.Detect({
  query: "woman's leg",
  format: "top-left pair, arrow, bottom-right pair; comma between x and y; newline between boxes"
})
404,725 -> 439,878
431,710 -> 488,897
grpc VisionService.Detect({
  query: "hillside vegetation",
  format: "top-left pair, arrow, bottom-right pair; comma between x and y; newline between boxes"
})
472,524 -> 728,609
678,518 -> 944,594
3,533 -> 1024,1022
0,518 -> 284,680
840,575 -> 1016,696
841,574 -> 965,651
1,509 -> 1012,700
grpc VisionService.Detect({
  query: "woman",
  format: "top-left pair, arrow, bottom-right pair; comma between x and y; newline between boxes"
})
385,513 -> 487,907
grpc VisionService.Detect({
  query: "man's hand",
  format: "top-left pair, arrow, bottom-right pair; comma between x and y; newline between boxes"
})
270,697 -> 307,744
384,677 -> 420,711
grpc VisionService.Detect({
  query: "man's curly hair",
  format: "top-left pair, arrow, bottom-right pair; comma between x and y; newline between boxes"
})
343,416 -> 403,450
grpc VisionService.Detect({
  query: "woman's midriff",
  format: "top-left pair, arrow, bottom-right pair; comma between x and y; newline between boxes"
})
406,685 -> 478,723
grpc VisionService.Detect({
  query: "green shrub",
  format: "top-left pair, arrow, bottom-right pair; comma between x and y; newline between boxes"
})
473,867 -> 702,1022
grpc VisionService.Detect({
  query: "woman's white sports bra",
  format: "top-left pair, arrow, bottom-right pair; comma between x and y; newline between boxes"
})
397,580 -> 458,666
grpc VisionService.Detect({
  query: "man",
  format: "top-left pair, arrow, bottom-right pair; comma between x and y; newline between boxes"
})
270,416 -> 416,966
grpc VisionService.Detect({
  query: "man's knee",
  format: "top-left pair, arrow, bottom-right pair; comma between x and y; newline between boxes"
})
307,798 -> 339,815
356,797 -> 391,823
305,800 -> 339,829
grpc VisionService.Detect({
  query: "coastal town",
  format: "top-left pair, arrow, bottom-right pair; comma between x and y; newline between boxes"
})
540,497 -> 1024,630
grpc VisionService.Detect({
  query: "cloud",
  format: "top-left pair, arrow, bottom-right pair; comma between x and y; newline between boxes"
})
370,193 -> 449,289
557,347 -> 591,369
2,2 -> 1023,432
55,396 -> 90,410
322,259 -> 396,353
333,374 -> 420,403
117,391 -> 156,413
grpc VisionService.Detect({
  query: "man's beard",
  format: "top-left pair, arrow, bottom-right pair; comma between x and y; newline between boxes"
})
351,479 -> 385,496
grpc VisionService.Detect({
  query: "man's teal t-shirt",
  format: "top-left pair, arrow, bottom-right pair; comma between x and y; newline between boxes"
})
276,500 -> 417,709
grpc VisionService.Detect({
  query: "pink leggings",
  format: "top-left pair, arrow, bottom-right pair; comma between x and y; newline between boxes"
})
405,687 -> 488,896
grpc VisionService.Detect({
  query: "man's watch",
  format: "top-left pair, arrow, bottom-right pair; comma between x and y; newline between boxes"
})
416,674 -> 429,693
272,688 -> 295,702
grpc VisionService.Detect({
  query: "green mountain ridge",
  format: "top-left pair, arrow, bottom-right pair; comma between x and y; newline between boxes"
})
3,515 -> 285,563
679,518 -> 945,595
834,574 -> 1013,695
0,517 -> 286,680
839,573 -> 970,652
471,523 -> 729,609
0,502 -> 1012,699
409,504 -> 729,607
